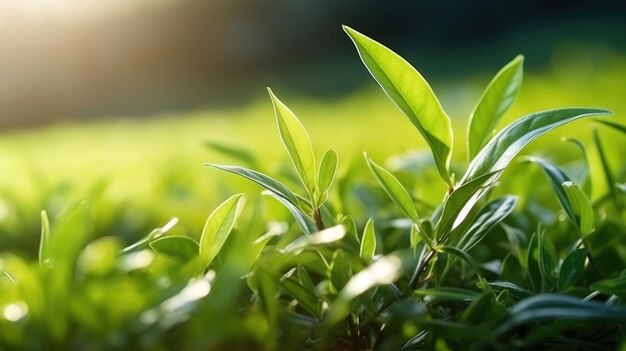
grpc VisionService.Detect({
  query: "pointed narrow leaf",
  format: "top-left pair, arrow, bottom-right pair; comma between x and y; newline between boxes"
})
434,170 -> 503,239
365,154 -> 418,221
268,88 -> 316,194
494,294 -> 626,336
591,276 -> 626,294
525,157 -> 576,223
596,119 -> 626,134
199,194 -> 245,268
317,149 -> 338,205
468,55 -> 524,160
344,26 -> 453,185
593,129 -> 617,201
456,196 -> 518,252
39,210 -> 50,266
562,181 -> 594,236
360,218 -> 377,259
280,270 -> 321,317
558,248 -> 587,291
150,236 -> 199,262
462,108 -> 611,183
49,202 -> 90,267
263,191 -> 317,235
208,163 -> 302,207
330,250 -> 352,292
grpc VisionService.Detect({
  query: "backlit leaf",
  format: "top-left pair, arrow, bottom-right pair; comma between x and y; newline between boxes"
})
199,194 -> 245,268
360,218 -> 377,260
150,236 -> 199,262
365,154 -> 418,221
345,26 -> 453,186
463,108 -> 611,183
468,55 -> 524,160
268,88 -> 317,195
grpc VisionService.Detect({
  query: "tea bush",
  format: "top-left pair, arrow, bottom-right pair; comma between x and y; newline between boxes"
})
1,26 -> 626,351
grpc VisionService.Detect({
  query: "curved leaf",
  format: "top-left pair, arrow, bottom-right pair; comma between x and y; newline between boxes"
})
591,276 -> 626,295
494,294 -> 626,336
263,191 -> 317,235
468,55 -> 524,160
199,194 -> 245,268
413,287 -> 479,301
596,119 -> 626,134
365,154 -> 418,222
282,225 -> 346,254
39,210 -> 50,266
525,157 -> 576,223
434,170 -> 503,239
207,163 -> 303,207
360,218 -> 377,260
317,149 -> 338,205
558,248 -> 586,291
562,181 -> 594,236
462,108 -> 611,183
344,26 -> 453,186
268,88 -> 317,194
150,236 -> 199,262
456,195 -> 518,252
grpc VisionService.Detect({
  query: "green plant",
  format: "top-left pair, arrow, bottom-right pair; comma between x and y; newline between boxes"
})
1,25 -> 625,351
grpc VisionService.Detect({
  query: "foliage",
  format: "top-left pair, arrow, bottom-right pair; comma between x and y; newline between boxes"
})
1,26 -> 626,351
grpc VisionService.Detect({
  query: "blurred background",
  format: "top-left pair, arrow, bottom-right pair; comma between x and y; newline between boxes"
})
1,0 -> 625,126
0,0 -> 625,255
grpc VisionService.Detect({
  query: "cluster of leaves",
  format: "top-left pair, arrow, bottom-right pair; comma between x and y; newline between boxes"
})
2,26 -> 626,350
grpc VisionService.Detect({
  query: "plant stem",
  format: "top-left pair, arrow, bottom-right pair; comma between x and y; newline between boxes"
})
313,208 -> 325,231
409,249 -> 436,289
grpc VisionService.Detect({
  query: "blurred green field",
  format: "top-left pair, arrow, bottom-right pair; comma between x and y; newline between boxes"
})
1,52 -> 625,256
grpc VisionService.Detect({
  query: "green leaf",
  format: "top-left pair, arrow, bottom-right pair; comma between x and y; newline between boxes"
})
413,287 -> 479,301
317,149 -> 338,205
591,276 -> 626,295
434,170 -> 503,240
360,218 -> 377,260
280,269 -> 321,317
208,163 -> 303,208
488,281 -> 533,299
39,210 -> 50,266
537,228 -> 556,285
199,194 -> 245,268
468,55 -> 524,160
263,191 -> 317,235
150,236 -> 199,262
365,154 -> 418,221
493,294 -> 626,336
525,157 -> 576,223
344,26 -> 453,186
330,249 -> 352,293
593,129 -> 617,202
268,88 -> 317,195
456,196 -> 517,252
49,202 -> 91,268
558,248 -> 587,291
462,108 -> 611,183
596,118 -> 626,134
562,181 -> 594,236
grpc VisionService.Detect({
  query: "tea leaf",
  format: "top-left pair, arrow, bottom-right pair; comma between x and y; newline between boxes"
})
199,194 -> 245,268
525,157 -> 576,223
562,181 -> 594,236
208,163 -> 303,208
317,149 -> 338,205
557,248 -> 586,291
39,210 -> 51,266
344,26 -> 453,186
456,196 -> 517,252
494,294 -> 626,336
365,154 -> 418,221
268,88 -> 317,195
360,218 -> 377,260
463,108 -> 611,183
150,236 -> 199,262
264,191 -> 317,235
468,55 -> 524,160
591,276 -> 626,295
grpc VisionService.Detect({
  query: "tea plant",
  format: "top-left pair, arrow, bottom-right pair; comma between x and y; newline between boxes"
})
1,25 -> 626,351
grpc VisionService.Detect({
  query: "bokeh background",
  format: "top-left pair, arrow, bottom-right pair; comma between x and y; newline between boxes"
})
0,0 -> 625,255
